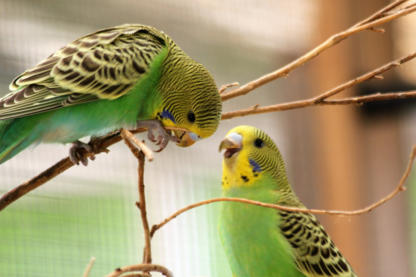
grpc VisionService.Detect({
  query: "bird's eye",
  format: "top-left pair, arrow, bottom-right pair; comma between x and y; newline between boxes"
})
254,138 -> 264,148
187,111 -> 196,123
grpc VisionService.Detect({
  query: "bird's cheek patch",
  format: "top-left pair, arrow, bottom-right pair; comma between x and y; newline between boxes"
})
161,109 -> 176,123
249,159 -> 262,173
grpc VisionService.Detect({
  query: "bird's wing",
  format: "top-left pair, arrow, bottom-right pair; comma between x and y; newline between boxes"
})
279,211 -> 357,277
0,24 -> 167,119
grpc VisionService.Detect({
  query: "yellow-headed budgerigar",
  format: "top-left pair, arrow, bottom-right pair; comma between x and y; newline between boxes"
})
218,125 -> 357,277
0,24 -> 221,165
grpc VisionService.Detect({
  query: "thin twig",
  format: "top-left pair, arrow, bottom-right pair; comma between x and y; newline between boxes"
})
220,1 -> 416,101
322,91 -> 416,105
137,153 -> 152,265
219,82 -> 240,94
221,90 -> 416,119
313,52 -> 416,102
150,145 -> 415,237
122,133 -> 142,160
106,264 -> 173,277
121,274 -> 149,277
353,0 -> 408,27
221,52 -> 416,120
121,129 -> 154,162
82,257 -> 96,277
121,135 -> 153,265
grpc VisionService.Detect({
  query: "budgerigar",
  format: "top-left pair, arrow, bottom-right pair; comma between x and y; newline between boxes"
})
218,125 -> 357,277
0,24 -> 221,165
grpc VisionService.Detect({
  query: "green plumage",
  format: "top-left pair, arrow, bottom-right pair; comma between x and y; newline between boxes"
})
220,175 -> 303,277
219,125 -> 356,277
0,24 -> 221,163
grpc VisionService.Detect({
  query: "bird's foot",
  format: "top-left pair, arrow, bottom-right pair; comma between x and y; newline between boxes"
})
69,140 -> 95,166
136,120 -> 178,152
89,135 -> 110,154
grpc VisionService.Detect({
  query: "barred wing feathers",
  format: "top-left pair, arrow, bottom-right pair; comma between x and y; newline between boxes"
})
279,211 -> 357,277
0,24 -> 167,119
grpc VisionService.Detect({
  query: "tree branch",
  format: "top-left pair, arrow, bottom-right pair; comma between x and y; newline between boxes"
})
137,155 -> 152,265
121,130 -> 153,265
221,52 -> 416,120
220,0 -> 416,101
321,90 -> 416,105
0,130 -> 125,212
106,264 -> 173,277
150,145 -> 416,237
82,257 -> 96,277
121,129 -> 154,162
0,128 -> 163,212
353,0 -> 408,27
313,52 -> 416,102
1,3 -> 414,276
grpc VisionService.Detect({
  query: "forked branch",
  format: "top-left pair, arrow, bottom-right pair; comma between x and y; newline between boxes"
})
0,0 -> 415,215
222,52 -> 416,119
150,145 -> 416,236
220,0 -> 416,101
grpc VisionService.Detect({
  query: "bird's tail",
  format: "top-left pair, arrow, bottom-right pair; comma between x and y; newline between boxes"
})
0,119 -> 33,164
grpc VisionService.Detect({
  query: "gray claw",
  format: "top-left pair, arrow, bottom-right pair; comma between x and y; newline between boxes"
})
69,140 -> 94,166
137,120 -> 176,152
155,136 -> 169,152
147,130 -> 157,142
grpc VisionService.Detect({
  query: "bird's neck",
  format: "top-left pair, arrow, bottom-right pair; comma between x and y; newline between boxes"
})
222,175 -> 276,202
156,43 -> 195,98
222,168 -> 302,207
219,177 -> 303,277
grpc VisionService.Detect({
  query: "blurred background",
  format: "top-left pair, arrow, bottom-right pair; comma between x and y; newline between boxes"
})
0,0 -> 415,276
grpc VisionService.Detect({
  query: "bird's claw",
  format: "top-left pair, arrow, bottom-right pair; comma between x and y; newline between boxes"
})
69,140 -> 94,166
137,120 -> 177,152
147,130 -> 156,143
152,133 -> 169,152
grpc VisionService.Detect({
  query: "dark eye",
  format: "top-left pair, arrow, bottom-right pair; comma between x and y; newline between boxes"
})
254,138 -> 264,148
187,111 -> 196,123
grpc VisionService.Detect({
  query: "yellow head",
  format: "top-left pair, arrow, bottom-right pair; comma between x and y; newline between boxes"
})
219,125 -> 289,191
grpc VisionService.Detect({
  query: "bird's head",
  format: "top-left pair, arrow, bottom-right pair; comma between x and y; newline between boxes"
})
156,57 -> 222,147
219,125 -> 288,190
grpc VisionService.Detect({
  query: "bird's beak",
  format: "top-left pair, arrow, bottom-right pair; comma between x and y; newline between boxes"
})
219,132 -> 242,158
175,130 -> 200,147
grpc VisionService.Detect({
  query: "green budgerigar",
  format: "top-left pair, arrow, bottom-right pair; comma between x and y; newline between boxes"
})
218,125 -> 357,277
0,24 -> 221,165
